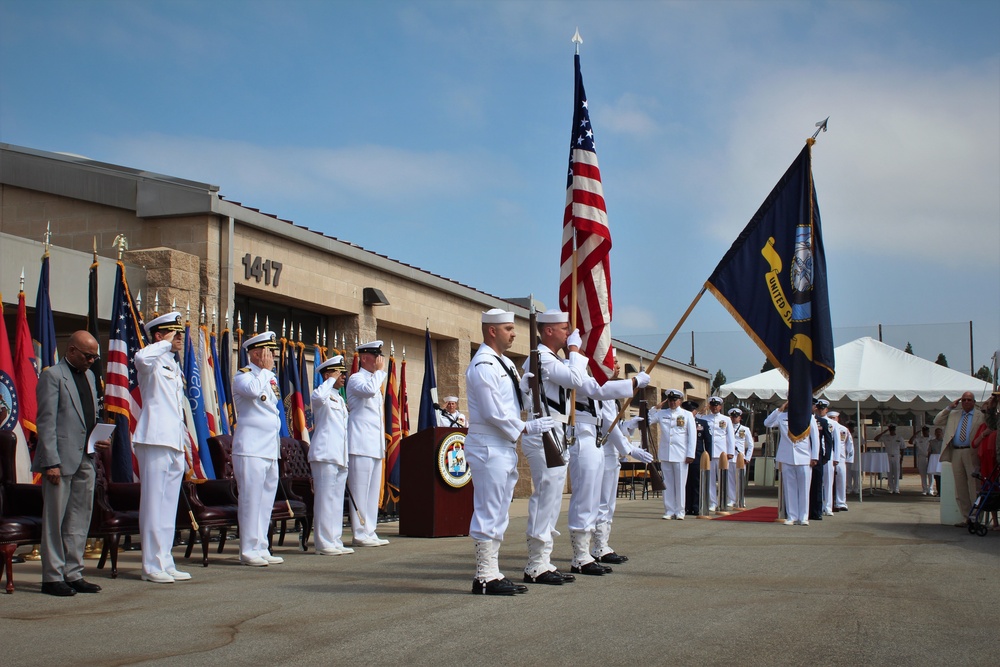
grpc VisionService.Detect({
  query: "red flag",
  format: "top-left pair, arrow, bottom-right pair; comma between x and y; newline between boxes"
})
13,291 -> 38,444
381,357 -> 401,508
1,296 -> 34,482
558,53 -> 613,384
399,358 -> 410,438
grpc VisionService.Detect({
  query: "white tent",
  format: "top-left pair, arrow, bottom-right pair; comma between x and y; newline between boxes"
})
720,337 -> 994,411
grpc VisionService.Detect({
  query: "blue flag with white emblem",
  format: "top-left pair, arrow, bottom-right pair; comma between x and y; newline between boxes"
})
706,140 -> 834,442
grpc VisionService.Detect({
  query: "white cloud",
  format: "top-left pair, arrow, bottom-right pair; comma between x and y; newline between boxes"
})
99,134 -> 498,213
708,57 -> 1000,266
613,304 -> 659,332
599,93 -> 660,138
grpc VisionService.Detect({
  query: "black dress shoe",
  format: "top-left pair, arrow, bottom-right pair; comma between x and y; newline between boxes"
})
501,577 -> 528,594
556,570 -> 575,583
598,552 -> 628,564
571,562 -> 610,576
471,578 -> 518,596
66,578 -> 102,593
523,571 -> 564,585
41,581 -> 76,597
809,514 -> 823,521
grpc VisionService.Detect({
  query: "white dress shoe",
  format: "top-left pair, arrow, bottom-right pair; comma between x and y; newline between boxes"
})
262,554 -> 284,564
374,536 -> 390,546
784,520 -> 795,526
800,520 -> 810,526
241,556 -> 269,567
317,547 -> 345,556
352,538 -> 383,547
675,514 -> 685,521
661,514 -> 671,520
141,571 -> 175,583
166,568 -> 192,581
337,545 -> 355,554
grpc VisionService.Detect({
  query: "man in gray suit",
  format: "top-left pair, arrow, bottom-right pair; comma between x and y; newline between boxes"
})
32,331 -> 110,596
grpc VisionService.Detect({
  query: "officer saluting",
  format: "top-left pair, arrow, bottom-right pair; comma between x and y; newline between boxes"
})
232,331 -> 284,567
437,396 -> 467,428
309,355 -> 353,556
133,312 -> 191,583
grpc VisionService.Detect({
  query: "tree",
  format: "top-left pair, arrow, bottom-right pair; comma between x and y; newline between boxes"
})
975,365 -> 994,383
761,358 -> 775,373
904,342 -> 914,354
935,353 -> 948,368
711,369 -> 727,394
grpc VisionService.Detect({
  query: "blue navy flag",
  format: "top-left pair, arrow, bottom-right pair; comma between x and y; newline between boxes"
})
183,323 -> 217,479
417,326 -> 438,432
705,140 -> 834,442
34,254 -> 58,372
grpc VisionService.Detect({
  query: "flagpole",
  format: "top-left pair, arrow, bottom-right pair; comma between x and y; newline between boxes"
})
599,287 -> 707,446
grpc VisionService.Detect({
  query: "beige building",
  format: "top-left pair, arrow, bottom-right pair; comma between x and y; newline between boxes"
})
0,142 -> 710,496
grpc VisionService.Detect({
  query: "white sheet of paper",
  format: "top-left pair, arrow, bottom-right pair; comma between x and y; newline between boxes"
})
87,423 -> 116,455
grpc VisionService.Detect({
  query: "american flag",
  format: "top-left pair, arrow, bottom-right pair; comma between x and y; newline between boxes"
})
104,261 -> 146,481
559,52 -> 614,384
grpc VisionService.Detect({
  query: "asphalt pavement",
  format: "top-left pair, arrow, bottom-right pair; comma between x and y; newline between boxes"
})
2,473 -> 996,666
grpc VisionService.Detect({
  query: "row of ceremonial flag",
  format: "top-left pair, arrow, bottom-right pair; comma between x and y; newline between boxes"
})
2,41 -> 834,509
0,251 -> 428,511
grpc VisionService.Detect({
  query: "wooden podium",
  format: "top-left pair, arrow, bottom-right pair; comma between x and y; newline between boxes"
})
399,427 -> 474,537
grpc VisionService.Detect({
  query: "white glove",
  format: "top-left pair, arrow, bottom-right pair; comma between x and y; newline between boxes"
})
566,328 -> 582,349
623,416 -> 644,430
630,446 -> 654,464
524,416 -> 556,436
519,371 -> 533,396
634,371 -> 650,388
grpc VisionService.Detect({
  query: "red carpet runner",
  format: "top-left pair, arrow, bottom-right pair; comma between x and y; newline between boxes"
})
712,506 -> 779,522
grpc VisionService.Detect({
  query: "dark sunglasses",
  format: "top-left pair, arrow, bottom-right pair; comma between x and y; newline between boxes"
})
70,346 -> 101,362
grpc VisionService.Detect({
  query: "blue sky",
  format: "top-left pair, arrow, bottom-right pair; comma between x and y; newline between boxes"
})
2,0 -> 998,382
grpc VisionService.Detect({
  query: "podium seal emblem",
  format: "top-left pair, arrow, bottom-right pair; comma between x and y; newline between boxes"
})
437,432 -> 471,488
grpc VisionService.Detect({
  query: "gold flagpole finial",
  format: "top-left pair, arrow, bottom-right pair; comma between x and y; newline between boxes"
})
112,234 -> 128,261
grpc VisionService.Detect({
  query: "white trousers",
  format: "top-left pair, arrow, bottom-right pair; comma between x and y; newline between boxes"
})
662,461 -> 688,517
822,460 -> 835,513
347,454 -> 383,542
233,454 -> 279,561
916,455 -> 931,493
596,452 -> 620,526
832,460 -> 847,508
134,443 -> 184,575
465,435 -> 518,542
782,464 -> 812,523
887,455 -> 901,492
311,461 -> 349,550
709,458 -> 721,508
727,460 -> 739,506
567,433 -> 603,532
522,435 -> 567,575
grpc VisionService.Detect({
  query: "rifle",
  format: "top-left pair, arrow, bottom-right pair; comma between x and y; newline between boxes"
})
639,399 -> 666,492
529,300 -> 566,468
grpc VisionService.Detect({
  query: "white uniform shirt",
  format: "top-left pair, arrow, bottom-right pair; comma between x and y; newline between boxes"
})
648,406 -> 697,463
437,409 -> 467,428
911,434 -> 932,459
734,423 -> 754,461
132,340 -> 186,450
765,409 -> 820,465
879,434 -> 905,460
466,343 -> 525,444
309,377 -> 349,467
232,362 -> 282,460
346,367 -> 388,458
704,412 -> 736,459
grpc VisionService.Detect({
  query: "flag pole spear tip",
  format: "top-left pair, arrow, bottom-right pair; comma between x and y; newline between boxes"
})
811,116 -> 829,141
572,28 -> 582,54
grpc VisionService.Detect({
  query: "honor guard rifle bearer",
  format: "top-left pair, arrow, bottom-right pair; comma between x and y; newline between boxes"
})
704,397 -> 736,511
564,337 -> 648,576
309,355 -> 354,556
346,340 -> 390,547
519,309 -> 589,585
437,396 -> 467,428
592,350 -> 652,563
649,389 -> 697,520
466,308 -> 555,596
132,312 -> 192,583
232,331 -> 285,567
